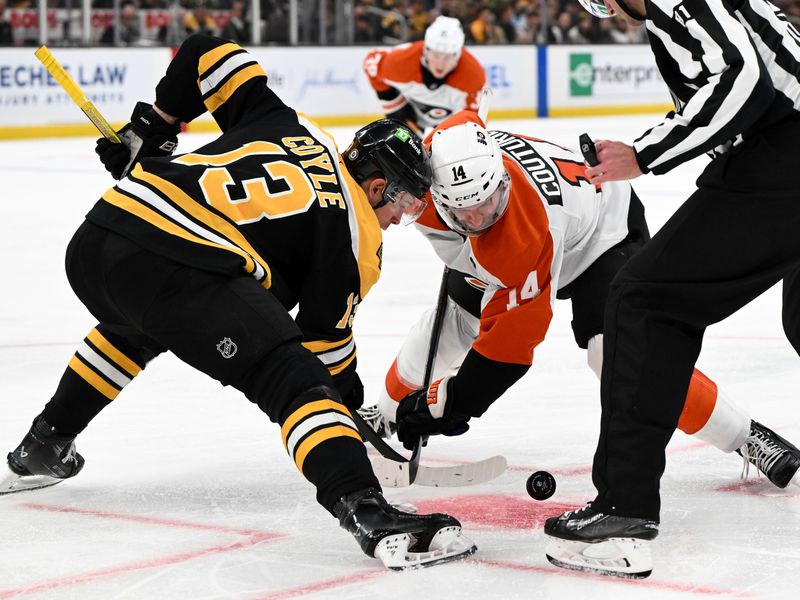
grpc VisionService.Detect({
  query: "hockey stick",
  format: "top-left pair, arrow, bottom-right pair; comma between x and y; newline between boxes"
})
355,267 -> 506,487
407,266 -> 452,481
354,409 -> 507,488
477,86 -> 492,125
34,46 -> 121,143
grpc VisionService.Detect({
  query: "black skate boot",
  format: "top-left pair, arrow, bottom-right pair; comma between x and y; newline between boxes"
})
333,487 -> 476,569
2,416 -> 85,495
737,421 -> 800,488
544,503 -> 659,579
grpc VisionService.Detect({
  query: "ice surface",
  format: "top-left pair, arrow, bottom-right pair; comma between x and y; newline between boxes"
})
1,116 -> 798,599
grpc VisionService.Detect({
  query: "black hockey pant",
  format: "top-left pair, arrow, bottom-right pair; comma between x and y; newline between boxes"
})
42,221 -> 378,511
592,117 -> 800,520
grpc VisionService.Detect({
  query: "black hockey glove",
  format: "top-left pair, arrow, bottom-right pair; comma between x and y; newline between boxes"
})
340,373 -> 365,412
95,101 -> 180,180
396,376 -> 470,451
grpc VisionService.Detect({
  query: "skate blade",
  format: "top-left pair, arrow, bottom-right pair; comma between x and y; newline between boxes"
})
374,526 -> 477,570
0,465 -> 64,496
545,536 -> 652,579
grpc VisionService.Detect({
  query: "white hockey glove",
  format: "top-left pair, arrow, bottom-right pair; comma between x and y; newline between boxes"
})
395,376 -> 470,451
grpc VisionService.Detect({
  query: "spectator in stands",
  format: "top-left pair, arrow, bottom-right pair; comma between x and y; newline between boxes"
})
221,0 -> 249,43
354,3 -> 382,44
184,0 -> 218,37
264,2 -> 289,44
469,5 -> 506,44
406,1 -> 429,39
604,17 -> 646,44
550,10 -> 574,44
0,0 -> 13,46
100,0 -> 142,46
497,3 -> 517,43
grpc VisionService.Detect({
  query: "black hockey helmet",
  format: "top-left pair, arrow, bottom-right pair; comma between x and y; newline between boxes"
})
343,119 -> 432,201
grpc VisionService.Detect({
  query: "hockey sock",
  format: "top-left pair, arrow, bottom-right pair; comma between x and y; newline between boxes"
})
678,368 -> 750,452
279,391 -> 380,512
41,327 -> 146,436
380,358 -> 421,422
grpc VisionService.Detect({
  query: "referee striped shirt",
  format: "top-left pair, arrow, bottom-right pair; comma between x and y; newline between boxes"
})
634,0 -> 800,174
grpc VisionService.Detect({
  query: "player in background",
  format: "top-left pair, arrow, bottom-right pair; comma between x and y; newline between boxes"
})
359,110 -> 800,495
1,34 -> 476,570
363,15 -> 486,137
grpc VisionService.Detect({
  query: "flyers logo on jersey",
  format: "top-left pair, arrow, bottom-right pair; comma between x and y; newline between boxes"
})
489,131 -> 564,206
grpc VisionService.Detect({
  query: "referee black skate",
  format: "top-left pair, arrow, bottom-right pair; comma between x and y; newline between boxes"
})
545,0 -> 800,578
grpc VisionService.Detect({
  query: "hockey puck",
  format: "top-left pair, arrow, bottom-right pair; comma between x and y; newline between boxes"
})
526,471 -> 556,500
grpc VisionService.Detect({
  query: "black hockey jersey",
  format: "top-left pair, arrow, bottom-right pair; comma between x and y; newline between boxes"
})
86,34 -> 382,397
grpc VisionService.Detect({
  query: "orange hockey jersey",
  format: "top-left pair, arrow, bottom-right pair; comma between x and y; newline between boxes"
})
363,41 -> 486,132
416,112 -> 632,367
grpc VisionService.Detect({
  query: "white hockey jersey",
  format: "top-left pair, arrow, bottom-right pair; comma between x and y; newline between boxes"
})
415,112 -> 631,365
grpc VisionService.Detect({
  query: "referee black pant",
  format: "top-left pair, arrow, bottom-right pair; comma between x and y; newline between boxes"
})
592,117 -> 800,520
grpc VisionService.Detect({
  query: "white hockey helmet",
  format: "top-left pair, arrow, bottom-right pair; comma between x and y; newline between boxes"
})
577,0 -> 615,18
429,121 -> 510,236
424,16 -> 465,56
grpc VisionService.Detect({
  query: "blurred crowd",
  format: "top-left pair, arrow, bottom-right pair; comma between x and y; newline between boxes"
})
4,0 -> 800,47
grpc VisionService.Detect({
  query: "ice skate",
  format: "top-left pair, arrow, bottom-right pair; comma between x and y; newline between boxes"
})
356,404 -> 396,440
2,416 -> 85,495
737,420 -> 800,489
334,487 -> 476,569
544,503 -> 658,579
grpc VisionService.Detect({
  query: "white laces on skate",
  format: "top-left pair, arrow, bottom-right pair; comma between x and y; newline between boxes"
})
739,431 -> 785,481
62,443 -> 78,465
357,405 -> 393,439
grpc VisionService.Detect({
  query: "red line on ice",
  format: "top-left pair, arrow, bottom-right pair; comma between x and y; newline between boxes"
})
0,534 -> 280,599
20,502 -> 274,537
0,503 -> 286,599
479,559 -> 754,597
249,568 -> 386,599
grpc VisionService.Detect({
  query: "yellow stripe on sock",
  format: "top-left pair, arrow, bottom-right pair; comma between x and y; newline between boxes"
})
328,353 -> 356,376
87,329 -> 142,378
280,399 -> 351,449
68,355 -> 121,400
293,425 -> 362,473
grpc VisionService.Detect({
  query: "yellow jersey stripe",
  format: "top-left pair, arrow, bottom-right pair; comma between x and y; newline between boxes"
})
87,328 -> 142,377
328,353 -> 356,376
294,426 -> 362,473
130,166 -> 273,287
174,141 -> 285,167
205,64 -> 267,113
103,188 -> 260,276
68,355 -> 120,400
280,399 -> 351,448
301,334 -> 353,354
198,43 -> 242,77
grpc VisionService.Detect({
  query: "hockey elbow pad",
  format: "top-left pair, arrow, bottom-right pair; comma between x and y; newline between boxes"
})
95,102 -> 180,180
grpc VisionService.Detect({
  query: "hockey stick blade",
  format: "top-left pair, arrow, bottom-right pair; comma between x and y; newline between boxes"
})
369,453 -> 507,488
